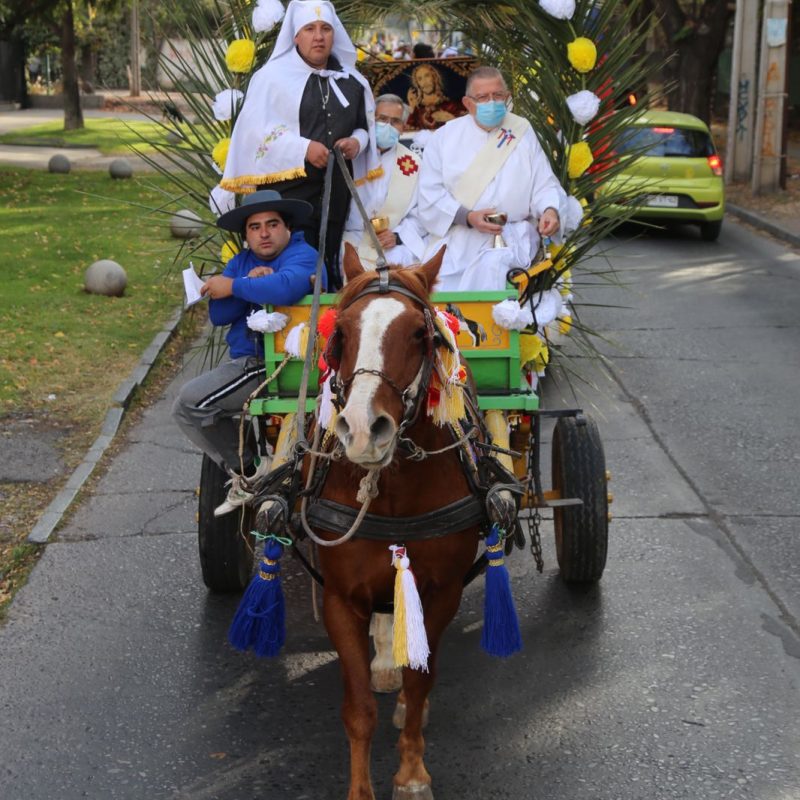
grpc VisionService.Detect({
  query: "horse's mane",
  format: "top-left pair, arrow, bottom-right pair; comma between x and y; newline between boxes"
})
338,265 -> 431,311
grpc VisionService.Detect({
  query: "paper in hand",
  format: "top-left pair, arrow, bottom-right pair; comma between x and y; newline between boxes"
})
182,262 -> 207,307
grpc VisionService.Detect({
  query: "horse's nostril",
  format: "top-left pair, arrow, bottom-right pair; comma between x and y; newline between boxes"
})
370,414 -> 395,445
335,416 -> 352,444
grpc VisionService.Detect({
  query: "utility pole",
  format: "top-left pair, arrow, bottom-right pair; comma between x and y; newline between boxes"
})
129,0 -> 141,97
752,0 -> 790,193
725,0 -> 760,183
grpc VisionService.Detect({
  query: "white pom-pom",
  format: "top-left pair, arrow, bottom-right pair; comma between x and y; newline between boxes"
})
211,88 -> 244,122
283,322 -> 306,358
247,309 -> 288,333
492,299 -> 534,331
566,90 -> 601,125
532,289 -> 564,328
539,0 -> 575,20
208,184 -> 236,216
253,0 -> 284,33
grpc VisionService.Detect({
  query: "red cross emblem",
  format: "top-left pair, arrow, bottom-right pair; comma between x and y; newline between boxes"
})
397,154 -> 419,176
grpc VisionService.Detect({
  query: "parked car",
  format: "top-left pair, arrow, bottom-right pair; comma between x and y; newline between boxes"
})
599,110 -> 725,241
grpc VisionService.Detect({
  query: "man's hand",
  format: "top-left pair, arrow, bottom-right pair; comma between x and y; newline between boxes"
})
538,207 -> 560,237
306,140 -> 330,168
200,275 -> 234,299
467,208 -> 504,234
334,137 -> 360,160
247,266 -> 274,278
376,229 -> 397,249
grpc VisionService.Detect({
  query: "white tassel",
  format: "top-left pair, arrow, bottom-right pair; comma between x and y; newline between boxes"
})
318,371 -> 336,430
389,546 -> 430,672
283,322 -> 306,357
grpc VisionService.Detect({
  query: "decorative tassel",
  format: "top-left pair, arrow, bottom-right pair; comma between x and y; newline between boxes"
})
389,545 -> 430,672
318,371 -> 337,431
426,312 -> 467,425
283,322 -> 308,358
481,524 -> 522,657
228,537 -> 287,657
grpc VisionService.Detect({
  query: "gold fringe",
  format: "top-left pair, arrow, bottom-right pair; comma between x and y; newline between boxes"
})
219,167 -> 308,193
354,165 -> 385,186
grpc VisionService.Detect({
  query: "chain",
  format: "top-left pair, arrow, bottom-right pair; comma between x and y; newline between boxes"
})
527,509 -> 544,573
317,76 -> 330,109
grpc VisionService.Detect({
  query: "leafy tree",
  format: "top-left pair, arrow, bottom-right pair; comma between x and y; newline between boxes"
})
643,0 -> 732,122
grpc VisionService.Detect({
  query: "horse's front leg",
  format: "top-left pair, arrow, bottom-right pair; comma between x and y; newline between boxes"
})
323,592 -> 377,800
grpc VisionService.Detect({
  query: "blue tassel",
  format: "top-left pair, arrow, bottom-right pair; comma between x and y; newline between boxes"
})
228,537 -> 286,657
481,524 -> 522,657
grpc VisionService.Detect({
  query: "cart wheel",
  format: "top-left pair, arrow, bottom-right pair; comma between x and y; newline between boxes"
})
198,454 -> 254,593
551,415 -> 608,583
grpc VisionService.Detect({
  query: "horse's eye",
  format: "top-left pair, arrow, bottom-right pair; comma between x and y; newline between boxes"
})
414,328 -> 426,340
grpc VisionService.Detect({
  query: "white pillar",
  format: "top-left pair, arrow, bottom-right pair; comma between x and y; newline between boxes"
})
725,0 -> 761,183
752,0 -> 790,193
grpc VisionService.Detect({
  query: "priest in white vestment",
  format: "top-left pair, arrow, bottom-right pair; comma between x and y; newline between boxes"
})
342,94 -> 427,270
418,66 -> 580,291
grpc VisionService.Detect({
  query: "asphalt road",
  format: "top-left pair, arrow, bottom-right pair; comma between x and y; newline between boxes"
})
1,217 -> 799,800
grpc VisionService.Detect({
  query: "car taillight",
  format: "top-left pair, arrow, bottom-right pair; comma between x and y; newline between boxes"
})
627,92 -> 637,106
707,154 -> 722,176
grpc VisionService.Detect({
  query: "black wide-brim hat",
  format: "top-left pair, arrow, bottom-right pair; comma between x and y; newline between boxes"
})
216,189 -> 313,233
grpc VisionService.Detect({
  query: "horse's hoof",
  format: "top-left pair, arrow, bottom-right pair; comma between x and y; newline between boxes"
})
392,783 -> 433,800
371,668 -> 402,694
392,699 -> 429,730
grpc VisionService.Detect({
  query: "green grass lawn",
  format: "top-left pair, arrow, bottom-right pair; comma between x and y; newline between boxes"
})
0,168 -> 214,424
0,118 -> 169,155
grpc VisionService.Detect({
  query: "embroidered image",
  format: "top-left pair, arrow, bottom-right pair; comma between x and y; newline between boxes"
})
255,125 -> 289,160
496,127 -> 516,148
397,154 -> 419,176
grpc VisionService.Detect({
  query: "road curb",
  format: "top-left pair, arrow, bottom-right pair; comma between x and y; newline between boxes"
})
27,308 -> 184,545
727,204 -> 800,249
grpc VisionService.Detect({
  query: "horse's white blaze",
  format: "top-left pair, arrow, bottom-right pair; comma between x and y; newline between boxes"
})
343,297 -> 405,434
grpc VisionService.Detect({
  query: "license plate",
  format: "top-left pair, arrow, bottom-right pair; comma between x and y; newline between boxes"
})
644,194 -> 679,208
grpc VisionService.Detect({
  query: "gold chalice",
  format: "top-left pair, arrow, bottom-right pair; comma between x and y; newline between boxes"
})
485,212 -> 508,248
370,215 -> 390,234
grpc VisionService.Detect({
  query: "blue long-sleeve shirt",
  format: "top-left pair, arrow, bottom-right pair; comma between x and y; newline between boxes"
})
209,231 -> 320,358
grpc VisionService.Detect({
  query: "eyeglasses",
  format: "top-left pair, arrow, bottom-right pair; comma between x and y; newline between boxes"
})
375,113 -> 404,128
468,92 -> 510,104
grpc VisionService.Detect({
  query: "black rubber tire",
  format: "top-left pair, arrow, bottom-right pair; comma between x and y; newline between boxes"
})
551,415 -> 608,583
700,219 -> 722,242
197,454 -> 254,593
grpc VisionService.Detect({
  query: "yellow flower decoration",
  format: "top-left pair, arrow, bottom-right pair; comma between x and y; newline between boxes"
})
558,314 -> 573,336
226,39 -> 256,73
221,240 -> 240,263
567,141 -> 594,179
567,37 -> 597,73
212,137 -> 231,170
520,333 -> 544,368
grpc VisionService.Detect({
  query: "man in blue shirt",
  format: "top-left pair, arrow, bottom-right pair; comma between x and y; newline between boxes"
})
173,189 -> 318,516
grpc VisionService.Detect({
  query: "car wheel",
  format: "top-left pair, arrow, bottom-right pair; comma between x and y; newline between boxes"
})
700,219 -> 722,242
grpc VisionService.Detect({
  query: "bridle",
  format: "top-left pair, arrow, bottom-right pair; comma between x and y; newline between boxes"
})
327,272 -> 445,443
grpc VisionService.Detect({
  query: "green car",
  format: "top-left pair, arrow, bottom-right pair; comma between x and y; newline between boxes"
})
599,110 -> 725,241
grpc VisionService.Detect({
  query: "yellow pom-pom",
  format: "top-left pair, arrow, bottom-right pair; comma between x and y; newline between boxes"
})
221,240 -> 240,263
212,137 -> 231,170
558,314 -> 573,335
567,37 -> 597,73
520,332 -> 544,367
226,39 -> 256,73
567,141 -> 593,179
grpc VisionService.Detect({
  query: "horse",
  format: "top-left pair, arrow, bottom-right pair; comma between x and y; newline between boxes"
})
307,245 -> 483,800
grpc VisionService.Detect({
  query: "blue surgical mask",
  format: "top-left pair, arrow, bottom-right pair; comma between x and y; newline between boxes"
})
376,122 -> 400,150
475,100 -> 507,129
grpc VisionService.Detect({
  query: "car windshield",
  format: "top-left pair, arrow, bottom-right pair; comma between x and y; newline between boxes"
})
618,125 -> 715,158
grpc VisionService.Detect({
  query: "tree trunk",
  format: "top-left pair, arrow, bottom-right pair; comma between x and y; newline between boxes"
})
671,41 -> 717,121
79,43 -> 97,94
61,0 -> 83,130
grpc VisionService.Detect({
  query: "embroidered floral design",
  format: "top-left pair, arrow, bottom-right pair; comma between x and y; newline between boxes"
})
255,125 -> 289,161
496,128 -> 516,148
397,154 -> 419,176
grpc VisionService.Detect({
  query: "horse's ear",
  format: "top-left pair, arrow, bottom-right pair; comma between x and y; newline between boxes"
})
343,242 -> 365,284
412,245 -> 446,292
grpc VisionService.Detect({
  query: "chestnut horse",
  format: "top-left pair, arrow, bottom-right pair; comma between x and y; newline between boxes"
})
310,246 -> 481,800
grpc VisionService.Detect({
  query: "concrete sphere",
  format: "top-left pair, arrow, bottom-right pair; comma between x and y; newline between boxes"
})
48,154 -> 71,174
84,259 -> 128,297
109,158 -> 133,179
170,209 -> 203,239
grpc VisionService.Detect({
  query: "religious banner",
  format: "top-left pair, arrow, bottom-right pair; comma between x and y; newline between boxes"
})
358,57 -> 479,132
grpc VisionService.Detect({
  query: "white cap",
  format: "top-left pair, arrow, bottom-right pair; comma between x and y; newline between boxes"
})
291,0 -> 335,35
